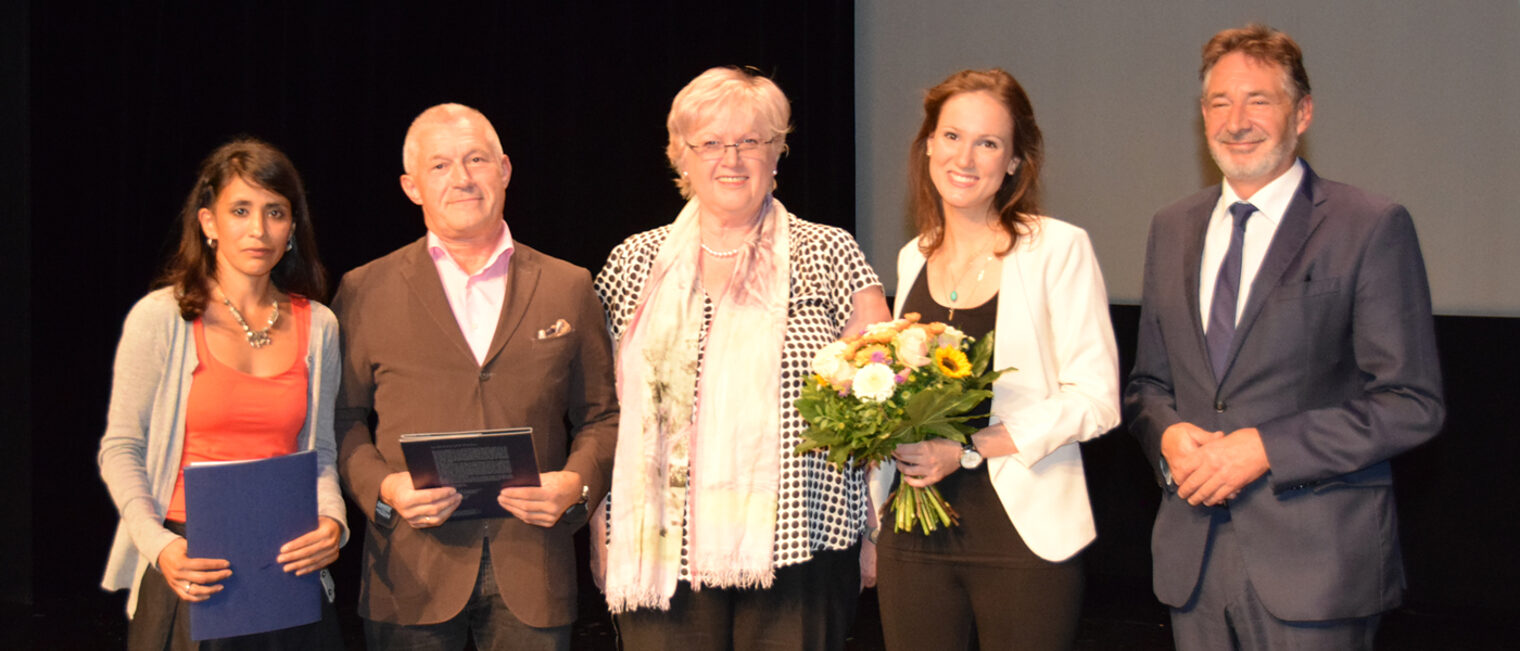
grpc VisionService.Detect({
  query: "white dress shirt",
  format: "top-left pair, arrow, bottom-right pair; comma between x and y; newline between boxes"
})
1199,159 -> 1305,331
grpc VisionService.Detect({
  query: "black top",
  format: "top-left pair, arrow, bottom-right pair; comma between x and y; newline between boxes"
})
879,266 -> 1041,566
900,268 -> 996,426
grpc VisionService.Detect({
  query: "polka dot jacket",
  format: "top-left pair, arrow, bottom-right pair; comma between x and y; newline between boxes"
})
595,214 -> 883,574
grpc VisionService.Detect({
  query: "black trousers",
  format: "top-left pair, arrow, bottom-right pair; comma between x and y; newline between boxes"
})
876,549 -> 1083,651
615,544 -> 861,651
876,467 -> 1084,651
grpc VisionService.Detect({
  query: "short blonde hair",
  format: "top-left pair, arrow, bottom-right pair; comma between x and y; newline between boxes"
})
665,66 -> 792,198
401,103 -> 504,174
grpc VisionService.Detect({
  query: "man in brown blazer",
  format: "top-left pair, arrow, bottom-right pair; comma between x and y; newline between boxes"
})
333,103 -> 618,650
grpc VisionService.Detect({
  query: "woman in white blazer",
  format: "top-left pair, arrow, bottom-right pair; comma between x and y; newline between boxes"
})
870,69 -> 1120,651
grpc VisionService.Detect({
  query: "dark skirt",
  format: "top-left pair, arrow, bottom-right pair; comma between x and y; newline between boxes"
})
616,545 -> 861,651
128,522 -> 343,651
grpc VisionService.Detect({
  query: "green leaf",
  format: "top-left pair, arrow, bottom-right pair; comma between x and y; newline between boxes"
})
794,438 -> 825,455
903,387 -> 961,423
968,330 -> 995,375
918,421 -> 970,444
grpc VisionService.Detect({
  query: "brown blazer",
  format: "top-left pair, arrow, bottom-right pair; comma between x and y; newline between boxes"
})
332,237 -> 618,627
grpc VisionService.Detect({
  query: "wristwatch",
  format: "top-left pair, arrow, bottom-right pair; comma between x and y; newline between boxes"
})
561,484 -> 591,519
374,499 -> 398,529
959,441 -> 984,469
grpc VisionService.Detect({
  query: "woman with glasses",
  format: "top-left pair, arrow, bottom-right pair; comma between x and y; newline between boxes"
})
870,68 -> 1120,650
98,138 -> 347,650
594,66 -> 890,650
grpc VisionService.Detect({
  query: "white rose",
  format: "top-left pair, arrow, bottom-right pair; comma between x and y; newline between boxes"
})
851,363 -> 897,402
935,325 -> 967,350
811,340 -> 847,375
894,327 -> 932,368
812,340 -> 857,387
863,321 -> 898,341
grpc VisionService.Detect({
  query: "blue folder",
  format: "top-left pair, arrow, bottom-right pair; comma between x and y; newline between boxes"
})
184,449 -> 319,641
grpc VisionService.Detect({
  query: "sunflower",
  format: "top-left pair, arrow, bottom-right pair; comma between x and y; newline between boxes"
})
933,347 -> 971,378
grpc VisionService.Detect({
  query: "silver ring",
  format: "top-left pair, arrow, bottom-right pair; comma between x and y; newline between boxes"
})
183,581 -> 193,592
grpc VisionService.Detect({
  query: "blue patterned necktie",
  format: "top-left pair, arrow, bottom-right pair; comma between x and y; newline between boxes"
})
1206,202 -> 1256,381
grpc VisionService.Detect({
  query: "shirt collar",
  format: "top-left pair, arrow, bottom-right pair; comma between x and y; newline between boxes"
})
1218,158 -> 1305,227
426,220 -> 515,276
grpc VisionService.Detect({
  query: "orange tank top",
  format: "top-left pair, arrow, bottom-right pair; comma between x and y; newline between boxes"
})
165,298 -> 311,523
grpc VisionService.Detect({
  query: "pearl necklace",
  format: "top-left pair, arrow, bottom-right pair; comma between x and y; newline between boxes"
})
701,242 -> 744,258
701,199 -> 769,258
221,293 -> 280,348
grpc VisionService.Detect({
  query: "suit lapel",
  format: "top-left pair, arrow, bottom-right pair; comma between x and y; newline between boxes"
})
1181,190 -> 1218,381
399,239 -> 477,364
482,244 -> 540,367
1226,166 -> 1328,378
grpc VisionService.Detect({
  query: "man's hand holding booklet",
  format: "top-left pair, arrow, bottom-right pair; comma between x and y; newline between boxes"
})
398,427 -> 540,520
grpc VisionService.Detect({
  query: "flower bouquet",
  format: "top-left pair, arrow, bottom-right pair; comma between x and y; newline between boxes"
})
795,313 -> 1014,534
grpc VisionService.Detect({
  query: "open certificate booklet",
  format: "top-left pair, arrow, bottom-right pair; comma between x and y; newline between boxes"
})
399,427 -> 541,520
184,450 -> 319,641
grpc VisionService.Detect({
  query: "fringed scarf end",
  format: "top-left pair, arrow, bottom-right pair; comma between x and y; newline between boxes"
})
605,587 -> 673,615
690,566 -> 777,592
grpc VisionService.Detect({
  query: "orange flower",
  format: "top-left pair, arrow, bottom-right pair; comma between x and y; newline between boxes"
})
854,344 -> 894,366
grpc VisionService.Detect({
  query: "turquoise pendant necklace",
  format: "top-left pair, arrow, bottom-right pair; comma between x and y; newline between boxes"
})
945,249 -> 996,320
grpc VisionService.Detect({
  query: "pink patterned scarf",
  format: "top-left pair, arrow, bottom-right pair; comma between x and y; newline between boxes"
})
604,196 -> 789,612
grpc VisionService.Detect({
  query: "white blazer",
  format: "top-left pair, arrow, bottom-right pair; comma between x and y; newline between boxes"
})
869,216 -> 1120,561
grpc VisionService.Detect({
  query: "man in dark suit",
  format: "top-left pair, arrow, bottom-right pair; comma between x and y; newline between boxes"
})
333,103 -> 618,650
1125,25 -> 1444,650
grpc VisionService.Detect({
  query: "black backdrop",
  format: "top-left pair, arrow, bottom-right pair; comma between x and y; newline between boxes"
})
24,0 -> 856,634
14,1 -> 1520,647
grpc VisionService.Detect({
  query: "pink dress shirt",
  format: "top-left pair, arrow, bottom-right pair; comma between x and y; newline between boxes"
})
427,221 -> 514,365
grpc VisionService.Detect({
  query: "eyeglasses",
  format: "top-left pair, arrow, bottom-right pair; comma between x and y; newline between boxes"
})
685,137 -> 778,161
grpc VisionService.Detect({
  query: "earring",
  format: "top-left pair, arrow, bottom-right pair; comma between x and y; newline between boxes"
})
286,238 -> 295,252
206,237 -> 217,249
681,170 -> 688,177
772,169 -> 778,176
926,146 -> 932,157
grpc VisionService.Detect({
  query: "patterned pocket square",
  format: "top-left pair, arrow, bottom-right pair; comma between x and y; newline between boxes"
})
537,318 -> 572,340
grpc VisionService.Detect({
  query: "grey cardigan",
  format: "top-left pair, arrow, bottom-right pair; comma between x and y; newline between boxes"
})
97,287 -> 348,617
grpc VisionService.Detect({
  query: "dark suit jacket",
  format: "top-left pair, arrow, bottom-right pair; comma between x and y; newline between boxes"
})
332,237 -> 618,627
1124,164 -> 1444,621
